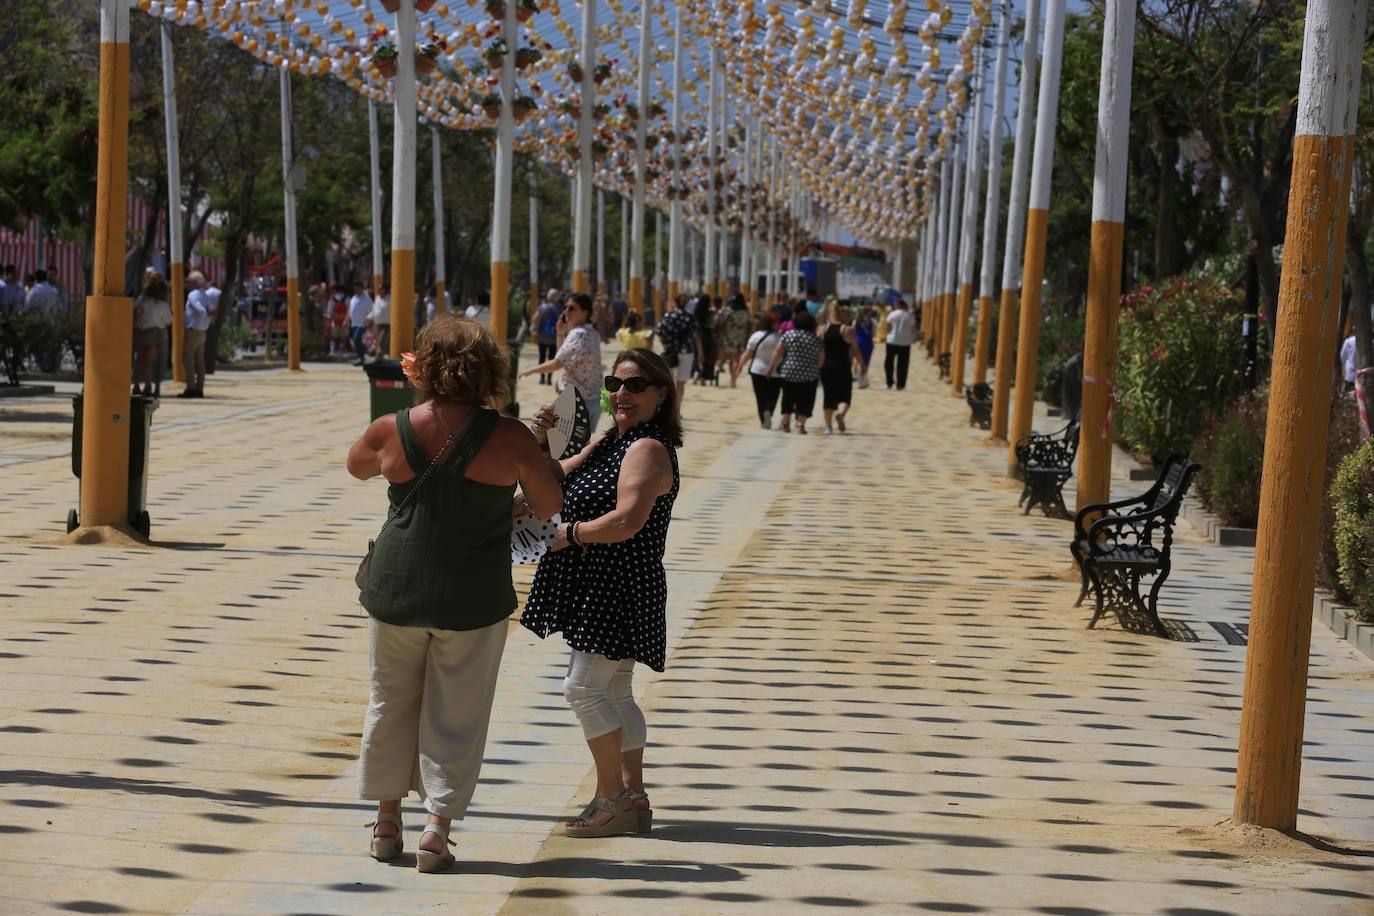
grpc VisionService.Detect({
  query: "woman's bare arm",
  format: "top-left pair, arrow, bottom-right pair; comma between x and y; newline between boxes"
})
346,416 -> 393,480
569,439 -> 672,545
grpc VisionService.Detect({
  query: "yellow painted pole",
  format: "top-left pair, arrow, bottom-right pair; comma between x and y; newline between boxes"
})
1234,0 -> 1367,831
1007,209 -> 1049,475
169,261 -> 185,383
988,287 -> 1018,438
81,0 -> 134,531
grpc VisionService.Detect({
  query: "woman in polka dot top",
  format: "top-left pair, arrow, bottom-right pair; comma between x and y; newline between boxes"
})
521,348 -> 683,839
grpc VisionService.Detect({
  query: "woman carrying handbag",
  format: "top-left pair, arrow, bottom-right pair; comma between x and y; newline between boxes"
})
348,316 -> 562,872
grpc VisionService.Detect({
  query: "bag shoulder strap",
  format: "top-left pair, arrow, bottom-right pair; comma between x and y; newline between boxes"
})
380,408 -> 479,533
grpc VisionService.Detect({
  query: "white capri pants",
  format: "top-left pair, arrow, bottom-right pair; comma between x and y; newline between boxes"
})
358,616 -> 508,819
563,649 -> 646,751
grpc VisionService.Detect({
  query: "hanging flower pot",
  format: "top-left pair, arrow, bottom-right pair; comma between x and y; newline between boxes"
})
381,0 -> 401,12
558,99 -> 581,119
485,0 -> 507,19
593,62 -> 612,85
417,44 -> 440,75
567,61 -> 584,83
591,140 -> 609,162
516,0 -> 538,21
479,92 -> 502,121
372,44 -> 399,78
513,96 -> 537,122
416,0 -> 437,10
483,38 -> 508,71
515,46 -> 542,70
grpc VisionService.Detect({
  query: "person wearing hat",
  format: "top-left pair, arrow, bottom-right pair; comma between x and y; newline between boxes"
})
180,270 -> 211,398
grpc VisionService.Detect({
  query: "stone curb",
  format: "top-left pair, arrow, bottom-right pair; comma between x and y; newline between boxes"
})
0,383 -> 56,398
1313,591 -> 1374,663
1166,463 -> 1374,665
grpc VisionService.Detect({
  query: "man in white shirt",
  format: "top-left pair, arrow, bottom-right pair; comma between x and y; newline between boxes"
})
203,280 -> 222,325
369,285 -> 392,357
348,281 -> 373,365
0,265 -> 24,317
179,270 -> 210,398
883,299 -> 915,390
23,270 -> 59,315
1340,332 -> 1359,392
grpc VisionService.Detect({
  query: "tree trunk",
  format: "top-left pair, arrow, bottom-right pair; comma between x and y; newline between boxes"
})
1152,119 -> 1184,278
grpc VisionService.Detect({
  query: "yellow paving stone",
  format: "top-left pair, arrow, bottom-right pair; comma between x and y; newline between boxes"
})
0,346 -> 1370,915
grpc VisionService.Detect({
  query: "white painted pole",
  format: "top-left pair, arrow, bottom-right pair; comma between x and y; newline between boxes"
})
529,167 -> 539,309
369,101 -> 384,295
654,207 -> 663,314
718,80 -> 731,298
388,0 -> 418,357
952,44 -> 986,390
990,0 -> 1040,437
630,0 -> 651,315
705,46 -> 718,298
939,132 -> 961,354
279,67 -> 300,371
431,126 -> 446,314
974,0 -> 1011,384
666,2 -> 683,303
597,187 -> 606,294
489,0 -> 515,345
573,0 -> 596,293
159,20 -> 186,383
1235,0 -> 1369,831
1075,0 -> 1138,509
739,109 -> 753,306
1007,0 -> 1067,472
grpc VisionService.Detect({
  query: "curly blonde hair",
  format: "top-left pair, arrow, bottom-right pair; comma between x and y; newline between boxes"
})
410,315 -> 509,409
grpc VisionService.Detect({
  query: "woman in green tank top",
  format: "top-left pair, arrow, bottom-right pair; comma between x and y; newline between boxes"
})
347,316 -> 562,872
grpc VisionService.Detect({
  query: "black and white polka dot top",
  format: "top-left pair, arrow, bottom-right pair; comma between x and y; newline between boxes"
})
521,420 -> 680,671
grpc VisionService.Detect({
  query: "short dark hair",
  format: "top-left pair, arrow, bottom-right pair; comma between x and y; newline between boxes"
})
566,292 -> 593,314
623,311 -> 642,330
756,312 -> 778,332
34,269 -> 47,283
792,310 -> 817,332
612,348 -> 683,446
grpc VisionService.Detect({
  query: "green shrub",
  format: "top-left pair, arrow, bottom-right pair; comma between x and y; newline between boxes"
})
1195,389 -> 1267,528
1330,438 -> 1374,623
216,322 -> 259,360
1321,402 -> 1366,605
1115,270 -> 1248,464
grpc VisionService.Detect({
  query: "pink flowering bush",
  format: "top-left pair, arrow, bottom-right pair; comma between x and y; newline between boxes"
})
1114,270 -> 1249,464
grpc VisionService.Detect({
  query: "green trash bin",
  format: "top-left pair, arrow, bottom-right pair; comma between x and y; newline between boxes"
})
68,394 -> 157,537
364,359 -> 415,421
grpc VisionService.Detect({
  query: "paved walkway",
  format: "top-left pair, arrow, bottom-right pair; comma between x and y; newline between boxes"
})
1,346 -> 1372,915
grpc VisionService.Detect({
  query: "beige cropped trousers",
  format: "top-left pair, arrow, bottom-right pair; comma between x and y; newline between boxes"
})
358,616 -> 508,819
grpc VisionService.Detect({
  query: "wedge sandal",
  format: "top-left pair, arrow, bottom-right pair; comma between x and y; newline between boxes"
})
366,812 -> 403,861
416,823 -> 456,873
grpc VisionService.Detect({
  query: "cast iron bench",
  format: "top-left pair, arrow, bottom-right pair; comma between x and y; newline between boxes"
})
1069,455 -> 1201,637
965,382 -> 992,429
1015,419 -> 1080,519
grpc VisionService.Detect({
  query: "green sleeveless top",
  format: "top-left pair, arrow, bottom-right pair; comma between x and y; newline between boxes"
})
360,406 -> 516,630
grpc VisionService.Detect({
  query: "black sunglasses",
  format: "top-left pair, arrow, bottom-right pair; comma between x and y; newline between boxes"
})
604,375 -> 664,394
